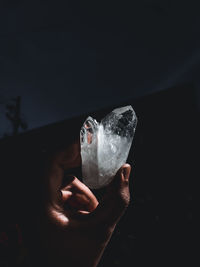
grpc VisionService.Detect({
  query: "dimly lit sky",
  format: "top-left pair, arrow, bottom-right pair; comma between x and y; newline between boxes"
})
0,0 -> 200,137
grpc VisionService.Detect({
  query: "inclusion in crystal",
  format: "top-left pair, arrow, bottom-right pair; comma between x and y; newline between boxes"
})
80,105 -> 137,189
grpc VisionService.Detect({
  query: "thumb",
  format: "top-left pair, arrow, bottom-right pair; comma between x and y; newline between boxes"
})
80,164 -> 131,227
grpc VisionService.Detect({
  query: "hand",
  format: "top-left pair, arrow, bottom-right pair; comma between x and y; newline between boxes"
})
40,141 -> 131,267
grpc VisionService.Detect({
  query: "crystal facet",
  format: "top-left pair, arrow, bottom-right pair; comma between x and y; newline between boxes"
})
80,105 -> 137,189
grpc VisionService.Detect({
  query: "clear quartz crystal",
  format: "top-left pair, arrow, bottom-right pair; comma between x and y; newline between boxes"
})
80,105 -> 137,189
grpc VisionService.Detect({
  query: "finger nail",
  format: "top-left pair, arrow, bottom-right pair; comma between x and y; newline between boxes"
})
121,166 -> 130,181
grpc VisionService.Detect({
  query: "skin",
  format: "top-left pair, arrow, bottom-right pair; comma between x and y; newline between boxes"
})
39,141 -> 131,267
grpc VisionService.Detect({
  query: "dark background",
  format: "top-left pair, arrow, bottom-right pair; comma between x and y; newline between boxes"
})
0,1 -> 197,266
0,84 -> 196,266
0,0 -> 200,137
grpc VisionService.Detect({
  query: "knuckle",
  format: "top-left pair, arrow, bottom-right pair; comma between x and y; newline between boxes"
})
121,194 -> 130,209
116,190 -> 130,210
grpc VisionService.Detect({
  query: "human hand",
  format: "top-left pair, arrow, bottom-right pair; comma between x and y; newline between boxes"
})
41,141 -> 131,267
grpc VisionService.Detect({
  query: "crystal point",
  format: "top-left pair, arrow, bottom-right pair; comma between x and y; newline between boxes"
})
80,106 -> 137,189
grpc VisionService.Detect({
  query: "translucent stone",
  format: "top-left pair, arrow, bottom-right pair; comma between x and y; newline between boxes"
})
80,105 -> 137,189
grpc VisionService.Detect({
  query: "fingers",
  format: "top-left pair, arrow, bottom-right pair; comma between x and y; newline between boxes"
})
61,191 -> 73,201
47,176 -> 99,228
107,163 -> 131,197
96,164 -> 131,224
61,177 -> 99,212
45,141 -> 81,204
77,164 -> 131,228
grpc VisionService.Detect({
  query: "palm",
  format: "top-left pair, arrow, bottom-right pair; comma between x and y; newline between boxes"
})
41,140 -> 131,267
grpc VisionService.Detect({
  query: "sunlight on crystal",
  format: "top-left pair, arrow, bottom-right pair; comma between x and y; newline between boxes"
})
80,106 -> 137,189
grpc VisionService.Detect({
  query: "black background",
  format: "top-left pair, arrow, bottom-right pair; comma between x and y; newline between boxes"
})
0,0 -> 200,135
0,1 -> 197,266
